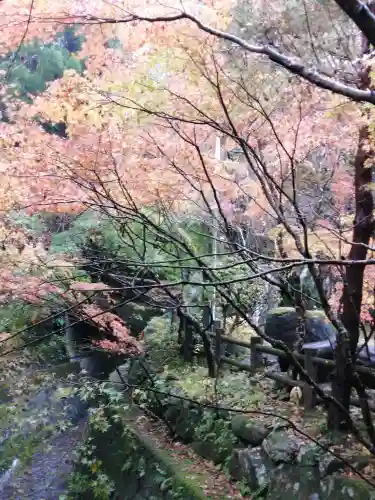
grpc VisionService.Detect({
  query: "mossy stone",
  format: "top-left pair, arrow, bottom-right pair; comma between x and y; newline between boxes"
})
231,415 -> 270,446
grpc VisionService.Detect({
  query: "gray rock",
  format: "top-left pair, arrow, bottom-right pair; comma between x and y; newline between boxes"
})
297,444 -> 320,467
231,415 -> 270,446
321,475 -> 375,500
174,403 -> 202,443
266,464 -> 321,500
229,447 -> 274,490
350,455 -> 370,471
0,385 -> 11,403
318,452 -> 344,478
265,308 -> 336,348
262,431 -> 299,463
266,465 -> 375,500
297,444 -> 345,477
265,308 -> 336,381
191,420 -> 237,465
164,404 -> 182,427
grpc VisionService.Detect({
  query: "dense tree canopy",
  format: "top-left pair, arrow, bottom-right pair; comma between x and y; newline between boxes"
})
2,0 -> 375,446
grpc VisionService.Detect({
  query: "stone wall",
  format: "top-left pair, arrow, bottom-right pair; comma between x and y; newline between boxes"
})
85,409 -> 207,500
109,362 -> 375,500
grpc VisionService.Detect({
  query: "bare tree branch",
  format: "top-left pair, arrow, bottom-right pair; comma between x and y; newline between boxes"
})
334,0 -> 375,47
87,10 -> 375,103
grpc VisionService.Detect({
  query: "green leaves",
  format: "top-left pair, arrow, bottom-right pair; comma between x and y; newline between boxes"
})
1,33 -> 85,104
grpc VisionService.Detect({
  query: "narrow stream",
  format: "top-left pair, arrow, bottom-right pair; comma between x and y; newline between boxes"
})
0,459 -> 20,494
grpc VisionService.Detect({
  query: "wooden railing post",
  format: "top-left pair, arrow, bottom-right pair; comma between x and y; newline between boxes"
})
214,320 -> 223,369
303,347 -> 317,410
171,309 -> 178,327
202,305 -> 211,331
250,336 -> 262,370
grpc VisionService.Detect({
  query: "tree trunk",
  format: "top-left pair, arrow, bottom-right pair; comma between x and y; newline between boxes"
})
182,314 -> 194,362
342,125 -> 374,356
176,308 -> 216,375
329,125 -> 374,430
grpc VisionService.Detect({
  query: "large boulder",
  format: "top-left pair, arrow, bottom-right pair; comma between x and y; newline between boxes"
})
109,356 -> 151,388
229,447 -> 274,491
266,464 -> 321,500
320,475 -> 375,500
191,418 -> 237,465
191,438 -> 234,465
174,403 -> 203,443
262,430 -> 299,464
265,308 -> 336,380
266,464 -> 375,500
297,444 -> 344,478
265,308 -> 336,348
231,415 -> 270,446
116,302 -> 164,335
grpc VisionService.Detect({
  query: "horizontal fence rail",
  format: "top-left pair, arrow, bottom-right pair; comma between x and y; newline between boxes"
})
208,332 -> 375,378
208,330 -> 375,411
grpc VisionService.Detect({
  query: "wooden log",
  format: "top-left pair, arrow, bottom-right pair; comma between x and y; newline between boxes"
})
210,332 -> 375,379
220,355 -> 253,373
303,347 -> 317,410
264,372 -> 375,412
264,371 -> 303,388
202,305 -> 211,331
250,336 -> 263,369
220,360 -> 375,411
208,331 -> 253,349
214,321 -> 223,367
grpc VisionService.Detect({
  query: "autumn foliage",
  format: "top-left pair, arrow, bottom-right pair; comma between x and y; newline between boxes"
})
0,0 -> 375,360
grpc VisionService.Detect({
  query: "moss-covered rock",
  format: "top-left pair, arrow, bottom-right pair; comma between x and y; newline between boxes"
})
265,308 -> 336,348
191,437 -> 234,466
231,415 -> 270,446
262,430 -> 299,464
164,403 -> 183,427
116,302 -> 164,335
229,446 -> 274,490
320,475 -> 375,500
192,416 -> 238,465
297,443 -> 321,467
174,403 -> 203,443
266,464 -> 321,499
298,444 -> 349,478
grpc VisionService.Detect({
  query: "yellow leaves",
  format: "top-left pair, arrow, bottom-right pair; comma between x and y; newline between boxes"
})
324,99 -> 361,121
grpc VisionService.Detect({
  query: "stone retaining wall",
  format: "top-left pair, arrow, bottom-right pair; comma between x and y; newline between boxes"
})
109,361 -> 375,500
86,409 -> 207,500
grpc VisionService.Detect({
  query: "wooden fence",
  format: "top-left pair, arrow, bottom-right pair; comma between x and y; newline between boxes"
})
208,328 -> 375,412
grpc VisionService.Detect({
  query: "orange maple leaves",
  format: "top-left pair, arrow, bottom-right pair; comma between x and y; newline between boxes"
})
0,0 -> 370,331
82,303 -> 143,356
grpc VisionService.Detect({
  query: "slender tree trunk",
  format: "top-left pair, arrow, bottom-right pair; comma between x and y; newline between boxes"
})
182,314 -> 194,362
329,125 -> 374,430
342,125 -> 374,357
327,16 -> 375,429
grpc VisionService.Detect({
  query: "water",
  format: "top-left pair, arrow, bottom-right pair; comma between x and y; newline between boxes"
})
0,459 -> 19,494
0,382 -> 88,499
